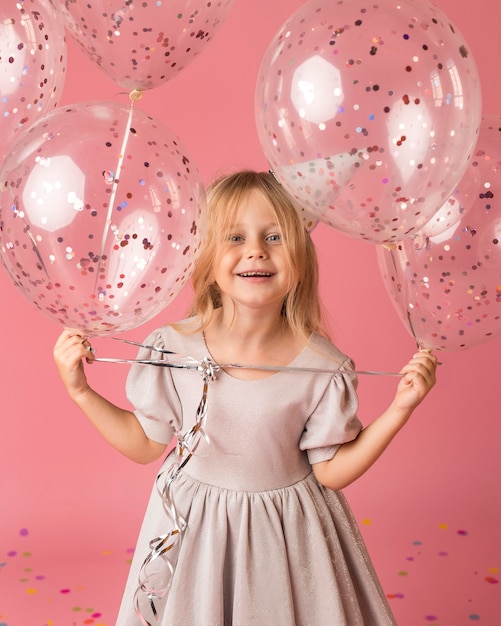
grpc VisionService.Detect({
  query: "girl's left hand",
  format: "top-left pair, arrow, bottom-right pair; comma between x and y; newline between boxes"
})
394,349 -> 438,412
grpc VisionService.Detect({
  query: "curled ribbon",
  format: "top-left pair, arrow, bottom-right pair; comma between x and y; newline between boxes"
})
133,357 -> 217,625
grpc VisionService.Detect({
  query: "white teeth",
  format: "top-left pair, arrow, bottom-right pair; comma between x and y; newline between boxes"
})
240,271 -> 272,277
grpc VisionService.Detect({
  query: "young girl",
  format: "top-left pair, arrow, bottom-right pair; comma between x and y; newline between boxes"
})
54,170 -> 437,625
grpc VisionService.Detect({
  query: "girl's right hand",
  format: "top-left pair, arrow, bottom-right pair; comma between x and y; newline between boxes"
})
53,328 -> 96,399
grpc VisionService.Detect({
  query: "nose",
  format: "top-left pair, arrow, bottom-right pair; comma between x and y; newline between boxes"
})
245,237 -> 267,259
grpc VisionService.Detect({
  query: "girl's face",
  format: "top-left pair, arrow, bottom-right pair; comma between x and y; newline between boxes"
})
212,189 -> 292,316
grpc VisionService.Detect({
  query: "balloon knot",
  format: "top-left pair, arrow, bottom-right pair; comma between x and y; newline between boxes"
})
130,89 -> 143,103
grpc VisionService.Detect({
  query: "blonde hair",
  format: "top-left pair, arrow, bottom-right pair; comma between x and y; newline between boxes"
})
185,170 -> 330,342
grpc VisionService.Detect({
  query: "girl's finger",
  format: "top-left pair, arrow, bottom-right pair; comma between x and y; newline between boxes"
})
408,352 -> 438,372
400,360 -> 437,384
54,327 -> 85,348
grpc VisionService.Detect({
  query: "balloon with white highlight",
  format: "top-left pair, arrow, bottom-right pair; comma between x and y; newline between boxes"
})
256,0 -> 482,244
0,100 -> 206,335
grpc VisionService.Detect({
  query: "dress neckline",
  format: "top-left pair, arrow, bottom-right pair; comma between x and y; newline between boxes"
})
199,330 -> 313,381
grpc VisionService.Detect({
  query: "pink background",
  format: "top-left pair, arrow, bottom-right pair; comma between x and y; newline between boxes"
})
1,1 -> 500,624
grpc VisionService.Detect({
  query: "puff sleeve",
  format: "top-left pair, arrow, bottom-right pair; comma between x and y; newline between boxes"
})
299,359 -> 362,465
125,329 -> 182,445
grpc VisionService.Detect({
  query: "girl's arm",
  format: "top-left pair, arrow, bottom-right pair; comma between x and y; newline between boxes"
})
53,328 -> 167,464
312,350 -> 437,491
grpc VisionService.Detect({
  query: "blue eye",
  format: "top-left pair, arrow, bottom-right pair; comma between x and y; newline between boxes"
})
266,233 -> 281,242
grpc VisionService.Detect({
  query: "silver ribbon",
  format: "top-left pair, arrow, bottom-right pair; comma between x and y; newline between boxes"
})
95,341 -> 402,377
133,357 -> 217,625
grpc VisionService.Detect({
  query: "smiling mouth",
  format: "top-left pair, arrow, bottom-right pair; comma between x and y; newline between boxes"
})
237,271 -> 274,277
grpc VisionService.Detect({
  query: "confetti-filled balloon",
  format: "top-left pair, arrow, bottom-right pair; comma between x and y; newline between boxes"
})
415,180 -> 479,242
58,0 -> 235,91
255,0 -> 482,244
376,115 -> 501,351
0,100 -> 206,335
0,0 -> 67,164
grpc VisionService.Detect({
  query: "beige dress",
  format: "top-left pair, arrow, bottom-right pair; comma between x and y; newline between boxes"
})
117,320 -> 396,625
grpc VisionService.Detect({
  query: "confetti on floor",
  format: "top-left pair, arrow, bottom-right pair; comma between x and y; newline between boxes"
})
367,518 -> 500,626
2,518 -> 500,625
0,526 -> 132,626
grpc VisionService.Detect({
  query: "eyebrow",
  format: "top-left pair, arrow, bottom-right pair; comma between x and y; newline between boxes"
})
229,222 -> 280,229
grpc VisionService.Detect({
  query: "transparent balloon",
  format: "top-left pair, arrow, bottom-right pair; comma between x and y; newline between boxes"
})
0,0 -> 67,164
414,180 -> 479,241
376,115 -> 501,351
255,0 -> 482,244
0,100 -> 206,335
58,0 -> 236,91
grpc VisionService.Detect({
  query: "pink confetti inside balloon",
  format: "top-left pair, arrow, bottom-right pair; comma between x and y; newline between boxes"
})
0,0 -> 67,163
58,0 -> 235,91
255,0 -> 482,244
0,100 -> 206,335
376,115 -> 501,351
